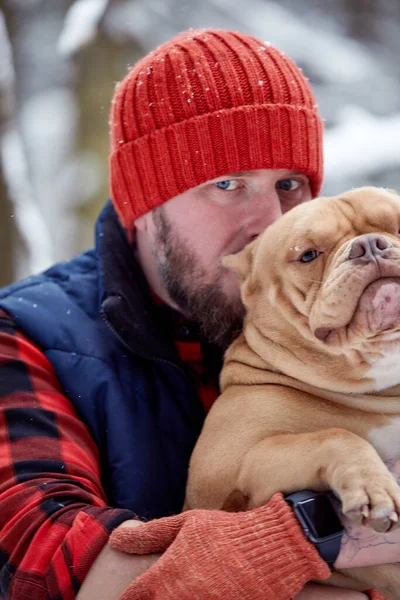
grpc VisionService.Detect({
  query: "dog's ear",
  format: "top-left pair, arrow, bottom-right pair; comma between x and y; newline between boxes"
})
222,238 -> 258,281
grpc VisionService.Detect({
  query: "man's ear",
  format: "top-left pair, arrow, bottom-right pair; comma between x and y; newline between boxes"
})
134,213 -> 149,232
222,238 -> 258,281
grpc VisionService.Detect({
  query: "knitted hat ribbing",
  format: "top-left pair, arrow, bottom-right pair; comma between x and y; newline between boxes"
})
109,29 -> 323,229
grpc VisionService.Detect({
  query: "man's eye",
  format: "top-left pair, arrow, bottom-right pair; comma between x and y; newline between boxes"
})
215,180 -> 239,191
277,179 -> 301,192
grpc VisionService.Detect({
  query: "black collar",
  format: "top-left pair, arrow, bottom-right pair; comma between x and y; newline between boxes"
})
96,201 -> 180,363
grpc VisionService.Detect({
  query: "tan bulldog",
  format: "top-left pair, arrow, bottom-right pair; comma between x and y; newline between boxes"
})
185,186 -> 400,598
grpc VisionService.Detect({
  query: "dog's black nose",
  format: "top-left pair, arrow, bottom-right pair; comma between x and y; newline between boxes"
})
347,234 -> 392,261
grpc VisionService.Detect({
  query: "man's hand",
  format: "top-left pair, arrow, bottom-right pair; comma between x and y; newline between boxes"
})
77,520 -> 160,600
295,584 -> 368,599
334,458 -> 400,570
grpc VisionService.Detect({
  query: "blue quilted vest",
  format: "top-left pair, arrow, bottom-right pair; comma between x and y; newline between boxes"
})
0,202 -> 208,520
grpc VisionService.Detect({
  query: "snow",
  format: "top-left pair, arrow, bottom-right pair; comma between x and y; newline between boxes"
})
19,88 -> 78,177
19,88 -> 101,262
104,2 -> 176,44
57,0 -> 109,57
324,105 -> 400,183
1,129 -> 54,274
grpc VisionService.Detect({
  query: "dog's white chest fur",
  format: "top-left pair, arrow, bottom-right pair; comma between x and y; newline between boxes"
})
366,349 -> 400,391
364,350 -> 400,462
368,418 -> 400,463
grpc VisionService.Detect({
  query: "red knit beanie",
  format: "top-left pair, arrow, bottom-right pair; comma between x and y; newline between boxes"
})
109,29 -> 323,229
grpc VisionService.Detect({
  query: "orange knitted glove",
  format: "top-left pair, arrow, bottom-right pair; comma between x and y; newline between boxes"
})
109,493 -> 330,600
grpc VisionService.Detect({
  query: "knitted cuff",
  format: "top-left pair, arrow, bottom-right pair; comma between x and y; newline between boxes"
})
224,493 -> 331,592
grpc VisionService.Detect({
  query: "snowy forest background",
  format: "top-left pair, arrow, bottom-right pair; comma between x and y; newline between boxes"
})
1,0 -> 400,285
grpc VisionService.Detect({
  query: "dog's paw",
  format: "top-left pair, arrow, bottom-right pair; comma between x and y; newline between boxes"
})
338,468 -> 400,532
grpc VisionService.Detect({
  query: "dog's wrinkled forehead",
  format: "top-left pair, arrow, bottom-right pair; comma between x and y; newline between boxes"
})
332,187 -> 400,234
256,186 -> 400,261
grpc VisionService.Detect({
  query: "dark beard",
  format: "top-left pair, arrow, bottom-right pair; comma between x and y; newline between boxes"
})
152,207 -> 245,349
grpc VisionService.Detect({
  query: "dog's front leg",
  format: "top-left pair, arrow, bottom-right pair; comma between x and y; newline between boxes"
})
238,427 -> 400,532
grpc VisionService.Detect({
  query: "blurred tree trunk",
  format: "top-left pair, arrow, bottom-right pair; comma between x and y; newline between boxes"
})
345,0 -> 378,41
0,160 -> 16,287
76,32 -> 142,249
0,8 -> 19,286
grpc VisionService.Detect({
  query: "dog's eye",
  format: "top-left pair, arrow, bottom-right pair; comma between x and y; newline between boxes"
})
299,249 -> 320,263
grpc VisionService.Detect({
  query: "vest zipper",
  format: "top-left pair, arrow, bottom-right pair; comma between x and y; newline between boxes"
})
100,307 -> 188,377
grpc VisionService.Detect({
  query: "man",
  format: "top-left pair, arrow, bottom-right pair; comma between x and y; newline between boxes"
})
0,29 -> 396,600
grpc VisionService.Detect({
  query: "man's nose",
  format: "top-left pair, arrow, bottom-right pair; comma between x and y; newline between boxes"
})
346,234 -> 392,261
246,194 -> 283,237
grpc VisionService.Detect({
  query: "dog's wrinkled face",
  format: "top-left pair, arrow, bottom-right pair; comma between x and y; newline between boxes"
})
224,187 -> 400,392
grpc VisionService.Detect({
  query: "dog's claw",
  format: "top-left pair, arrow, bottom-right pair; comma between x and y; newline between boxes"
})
361,505 -> 369,519
345,503 -> 370,525
390,511 -> 398,523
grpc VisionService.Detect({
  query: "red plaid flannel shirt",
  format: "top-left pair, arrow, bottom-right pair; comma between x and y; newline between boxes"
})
0,309 -> 133,599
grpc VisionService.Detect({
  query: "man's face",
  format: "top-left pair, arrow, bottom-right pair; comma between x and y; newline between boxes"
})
136,169 -> 312,348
